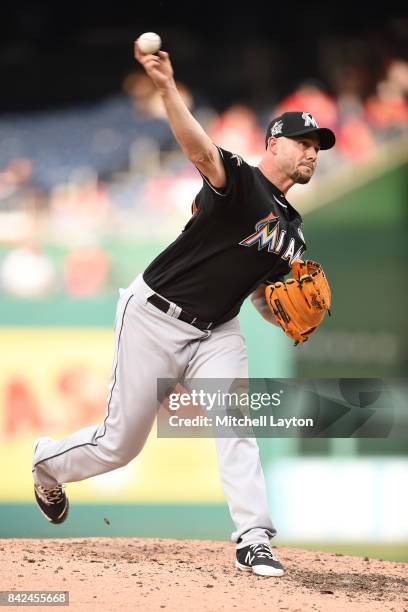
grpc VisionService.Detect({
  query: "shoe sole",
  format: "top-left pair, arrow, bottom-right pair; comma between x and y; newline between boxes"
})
33,437 -> 69,525
34,492 -> 69,525
235,559 -> 285,577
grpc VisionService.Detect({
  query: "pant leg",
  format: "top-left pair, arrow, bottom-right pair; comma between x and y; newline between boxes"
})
184,317 -> 276,545
33,275 -> 204,487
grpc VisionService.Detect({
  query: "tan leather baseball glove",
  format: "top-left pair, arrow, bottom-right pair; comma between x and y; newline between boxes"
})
264,259 -> 331,344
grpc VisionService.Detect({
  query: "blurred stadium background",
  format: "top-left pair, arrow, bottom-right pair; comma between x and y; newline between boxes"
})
0,2 -> 407,561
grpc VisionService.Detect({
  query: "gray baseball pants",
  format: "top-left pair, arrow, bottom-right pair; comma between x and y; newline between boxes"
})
33,273 -> 276,546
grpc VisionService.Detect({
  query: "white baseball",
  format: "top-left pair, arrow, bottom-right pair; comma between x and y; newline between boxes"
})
137,32 -> 162,54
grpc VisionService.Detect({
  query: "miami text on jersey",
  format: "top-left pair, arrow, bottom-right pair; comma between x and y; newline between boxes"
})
238,212 -> 304,264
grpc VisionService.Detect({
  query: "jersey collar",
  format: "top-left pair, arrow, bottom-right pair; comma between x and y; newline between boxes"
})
272,193 -> 287,209
254,167 -> 303,222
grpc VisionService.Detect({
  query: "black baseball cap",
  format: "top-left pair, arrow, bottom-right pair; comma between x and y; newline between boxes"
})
265,111 -> 336,150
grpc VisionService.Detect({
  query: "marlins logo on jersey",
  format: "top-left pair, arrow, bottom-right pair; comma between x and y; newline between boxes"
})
239,212 -> 305,264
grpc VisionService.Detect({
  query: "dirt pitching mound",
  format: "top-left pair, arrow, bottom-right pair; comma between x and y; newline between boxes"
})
0,538 -> 407,611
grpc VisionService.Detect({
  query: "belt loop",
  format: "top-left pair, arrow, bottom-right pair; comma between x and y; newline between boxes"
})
173,304 -> 182,319
168,302 -> 176,317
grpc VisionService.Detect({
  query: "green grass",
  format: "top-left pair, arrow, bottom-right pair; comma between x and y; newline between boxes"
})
1,504 -> 406,562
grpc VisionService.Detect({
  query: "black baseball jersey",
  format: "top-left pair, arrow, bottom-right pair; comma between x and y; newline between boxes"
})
143,147 -> 306,325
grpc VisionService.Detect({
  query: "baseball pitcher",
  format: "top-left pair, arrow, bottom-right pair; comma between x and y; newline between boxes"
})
32,39 -> 335,577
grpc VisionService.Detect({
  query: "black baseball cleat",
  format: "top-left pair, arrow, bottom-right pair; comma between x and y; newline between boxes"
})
235,543 -> 285,577
34,484 -> 69,524
33,437 -> 69,525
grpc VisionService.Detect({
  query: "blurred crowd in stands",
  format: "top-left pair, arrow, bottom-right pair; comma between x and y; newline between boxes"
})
0,56 -> 407,299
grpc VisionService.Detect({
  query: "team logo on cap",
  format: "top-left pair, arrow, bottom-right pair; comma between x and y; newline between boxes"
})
270,120 -> 283,137
302,112 -> 319,128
